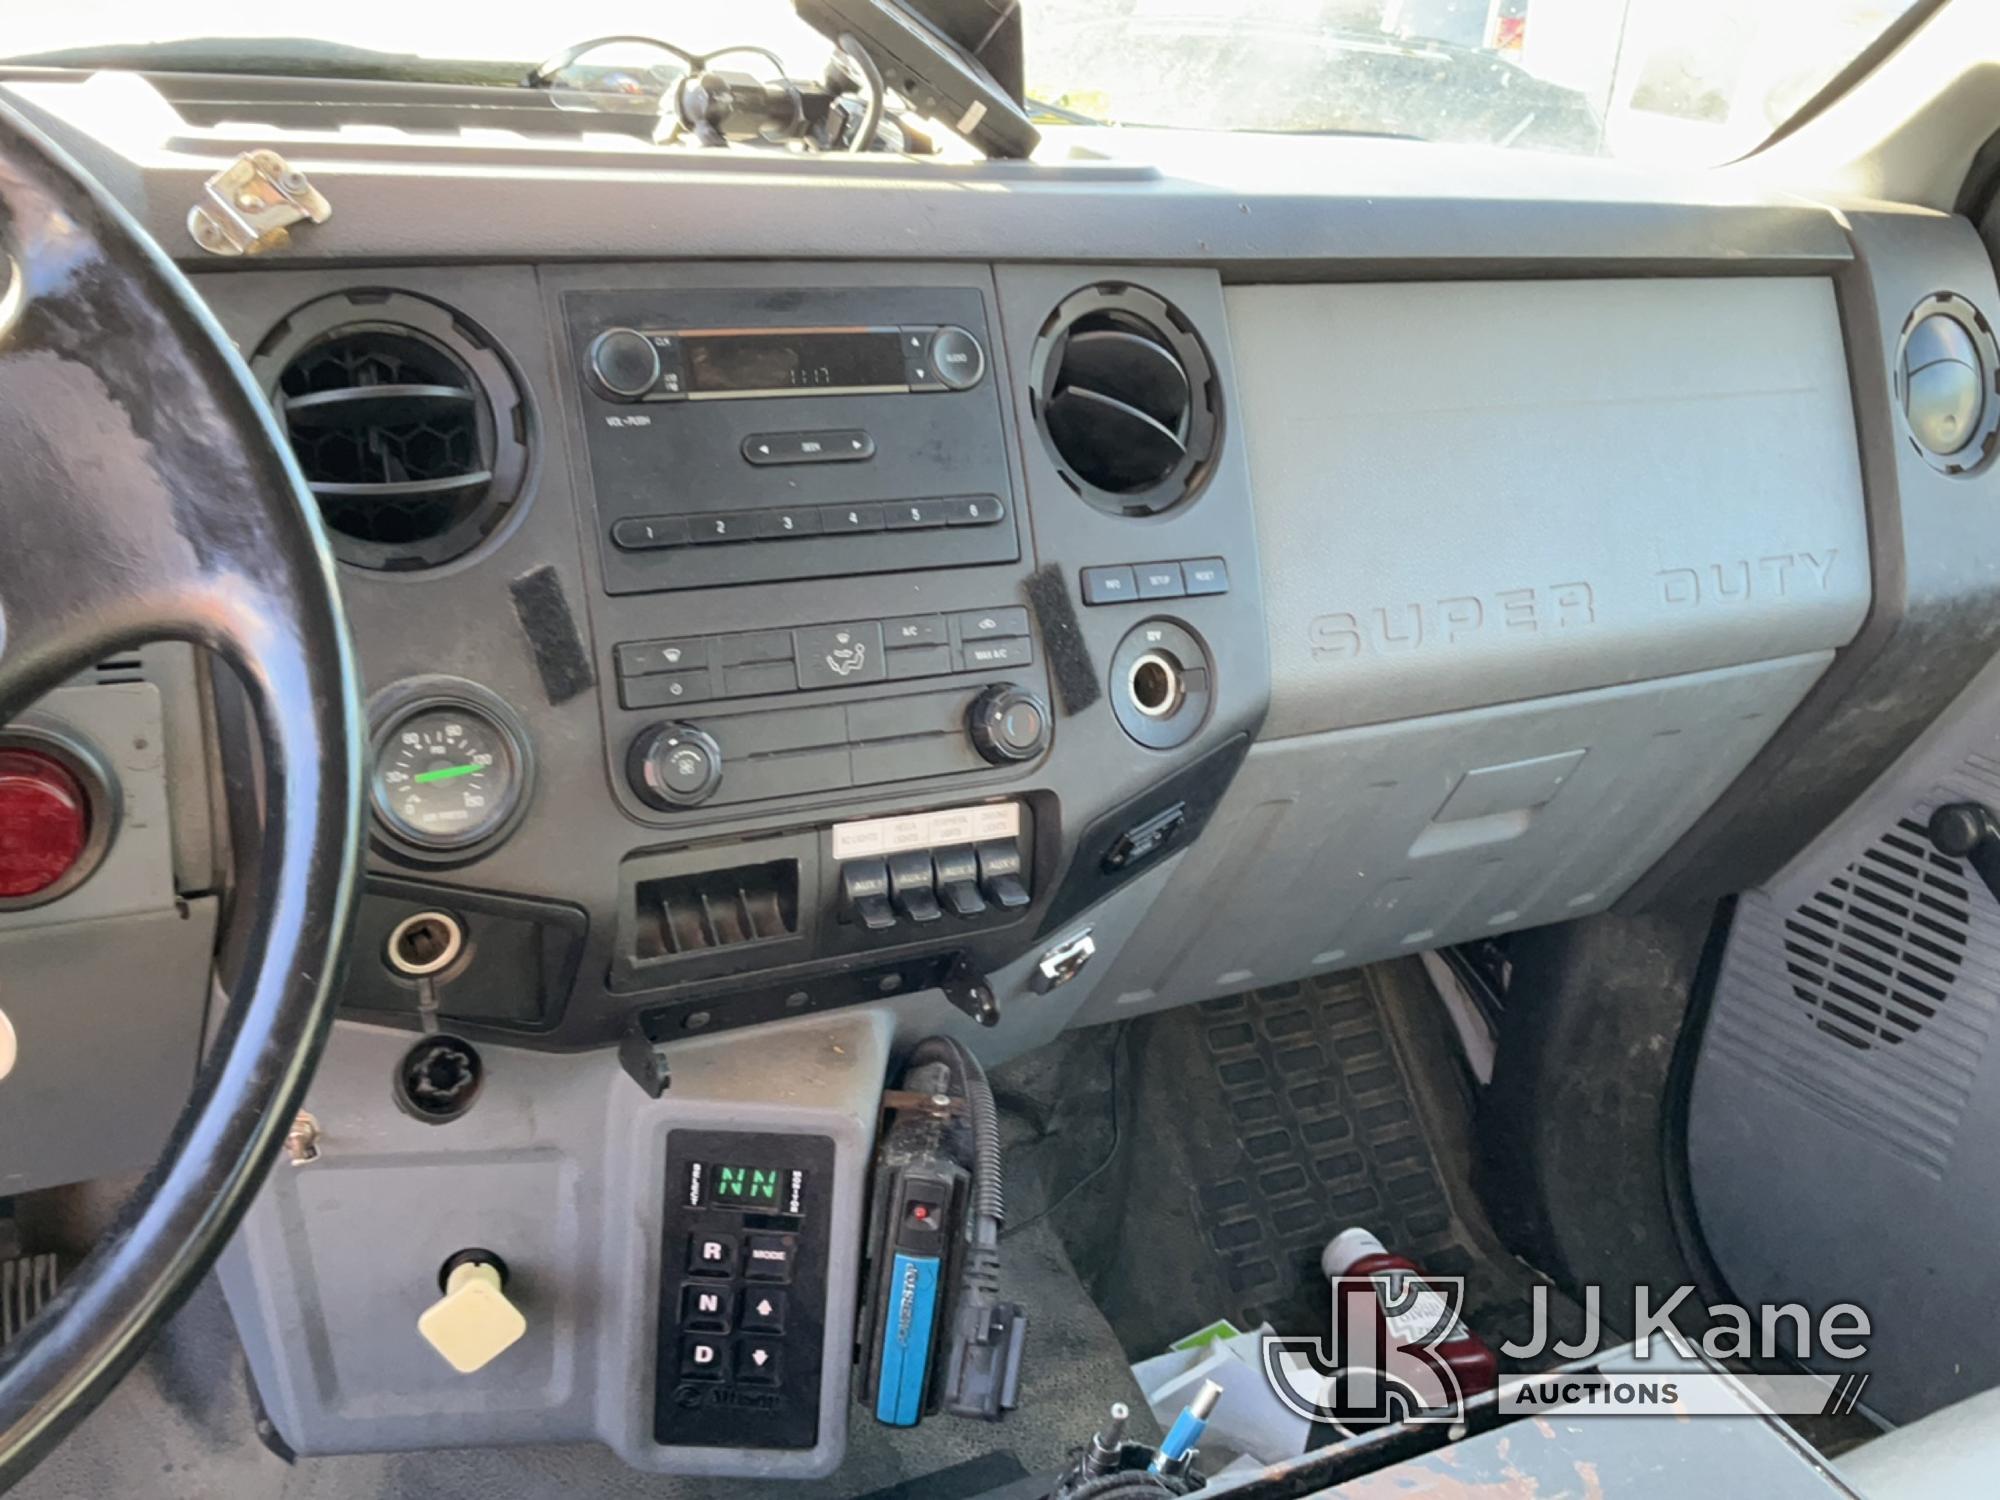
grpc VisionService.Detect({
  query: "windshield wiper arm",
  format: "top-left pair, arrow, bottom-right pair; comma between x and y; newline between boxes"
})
1026,96 -> 1106,126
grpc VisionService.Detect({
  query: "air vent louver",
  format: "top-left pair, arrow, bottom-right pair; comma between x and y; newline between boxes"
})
255,292 -> 528,571
1032,285 -> 1219,516
1783,818 -> 1970,1050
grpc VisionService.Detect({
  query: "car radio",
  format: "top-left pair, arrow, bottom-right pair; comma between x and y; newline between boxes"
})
566,287 -> 1020,595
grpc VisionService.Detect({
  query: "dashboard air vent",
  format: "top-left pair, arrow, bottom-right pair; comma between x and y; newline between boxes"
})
254,291 -> 530,571
1031,284 -> 1219,516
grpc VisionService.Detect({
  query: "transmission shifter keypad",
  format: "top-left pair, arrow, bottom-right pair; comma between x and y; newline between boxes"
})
656,1131 -> 834,1453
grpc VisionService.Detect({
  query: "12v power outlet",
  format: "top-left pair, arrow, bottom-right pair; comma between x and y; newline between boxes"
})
0,749 -> 89,900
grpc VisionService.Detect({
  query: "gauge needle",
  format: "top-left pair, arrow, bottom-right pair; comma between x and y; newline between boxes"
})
414,763 -> 481,784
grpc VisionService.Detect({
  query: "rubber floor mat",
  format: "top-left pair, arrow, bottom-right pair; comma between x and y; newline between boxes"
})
1179,971 -> 1481,1332
1029,965 -> 1553,1360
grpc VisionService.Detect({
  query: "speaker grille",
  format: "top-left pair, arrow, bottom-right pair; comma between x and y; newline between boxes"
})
1782,818 -> 1970,1050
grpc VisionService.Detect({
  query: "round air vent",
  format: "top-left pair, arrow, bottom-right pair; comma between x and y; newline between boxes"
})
253,291 -> 530,570
1031,284 -> 1219,516
1894,292 -> 2000,476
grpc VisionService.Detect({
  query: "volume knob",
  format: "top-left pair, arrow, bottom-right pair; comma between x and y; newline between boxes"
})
969,685 -> 1051,765
629,723 -> 723,809
588,327 -> 661,400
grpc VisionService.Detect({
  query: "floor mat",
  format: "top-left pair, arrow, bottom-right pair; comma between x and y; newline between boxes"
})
1007,965 -> 1575,1364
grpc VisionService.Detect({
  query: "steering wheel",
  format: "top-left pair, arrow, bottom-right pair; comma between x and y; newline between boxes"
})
0,106 -> 363,1484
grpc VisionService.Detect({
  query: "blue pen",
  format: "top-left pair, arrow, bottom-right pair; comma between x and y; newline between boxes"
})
1149,1379 -> 1223,1474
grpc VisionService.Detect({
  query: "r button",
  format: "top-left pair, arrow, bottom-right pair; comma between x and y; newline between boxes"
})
687,1233 -> 736,1277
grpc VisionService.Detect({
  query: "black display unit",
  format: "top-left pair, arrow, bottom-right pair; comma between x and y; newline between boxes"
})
566,285 -> 1020,595
655,1129 -> 838,1451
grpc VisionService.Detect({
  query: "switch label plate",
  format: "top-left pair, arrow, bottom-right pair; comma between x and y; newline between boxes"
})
831,803 -> 1019,860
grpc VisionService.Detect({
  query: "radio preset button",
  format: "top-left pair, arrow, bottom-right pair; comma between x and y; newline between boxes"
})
611,516 -> 688,551
885,499 -> 951,530
929,326 -> 987,391
795,622 -> 885,690
758,508 -> 824,539
687,512 -> 755,544
945,494 -> 1005,526
825,503 -> 885,534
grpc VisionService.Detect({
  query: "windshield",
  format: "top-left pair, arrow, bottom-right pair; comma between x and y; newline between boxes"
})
1030,0 -> 1922,159
2,0 -> 1926,164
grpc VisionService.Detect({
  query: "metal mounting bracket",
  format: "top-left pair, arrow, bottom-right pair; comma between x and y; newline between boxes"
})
187,150 -> 331,257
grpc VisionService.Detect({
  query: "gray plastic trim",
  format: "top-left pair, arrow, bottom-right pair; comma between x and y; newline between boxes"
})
1227,277 -> 1869,739
1692,639 -> 2000,1423
1079,652 -> 1831,1024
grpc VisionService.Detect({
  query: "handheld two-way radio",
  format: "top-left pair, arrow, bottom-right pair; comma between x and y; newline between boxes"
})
855,1035 -> 1025,1428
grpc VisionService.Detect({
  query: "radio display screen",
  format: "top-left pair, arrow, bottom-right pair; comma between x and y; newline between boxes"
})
684,328 -> 906,396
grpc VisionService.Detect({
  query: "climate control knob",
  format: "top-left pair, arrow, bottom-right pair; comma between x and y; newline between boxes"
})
968,684 -> 1051,765
628,723 -> 723,809
588,327 -> 661,400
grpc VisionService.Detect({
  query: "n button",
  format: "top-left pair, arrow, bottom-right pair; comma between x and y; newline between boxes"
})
682,1284 -> 731,1333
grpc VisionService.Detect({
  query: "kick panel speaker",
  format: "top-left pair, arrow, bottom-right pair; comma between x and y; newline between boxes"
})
1782,817 -> 1968,1051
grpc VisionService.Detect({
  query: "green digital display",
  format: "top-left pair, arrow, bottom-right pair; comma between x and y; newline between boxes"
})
708,1163 -> 786,1207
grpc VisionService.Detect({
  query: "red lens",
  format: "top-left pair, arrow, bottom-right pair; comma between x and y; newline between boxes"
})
0,748 -> 90,899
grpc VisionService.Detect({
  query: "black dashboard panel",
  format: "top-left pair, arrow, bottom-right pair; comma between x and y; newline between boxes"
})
566,285 -> 1020,595
0,63 -> 1960,1064
176,256 -> 1270,1051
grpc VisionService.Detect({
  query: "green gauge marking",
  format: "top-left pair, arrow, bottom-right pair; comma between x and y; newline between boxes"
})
414,763 -> 481,784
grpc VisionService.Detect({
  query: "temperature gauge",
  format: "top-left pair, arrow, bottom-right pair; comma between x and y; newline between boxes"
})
369,684 -> 530,857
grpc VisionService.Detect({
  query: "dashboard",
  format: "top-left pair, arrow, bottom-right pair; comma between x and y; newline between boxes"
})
4,65 -> 2000,1479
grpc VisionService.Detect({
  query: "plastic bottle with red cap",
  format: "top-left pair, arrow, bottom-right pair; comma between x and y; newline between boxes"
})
1322,1226 -> 1498,1403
